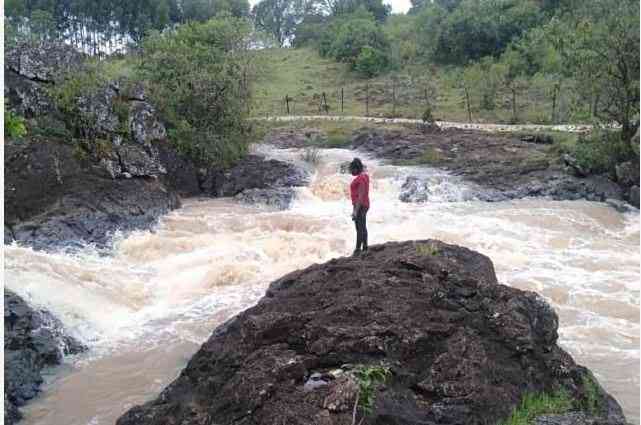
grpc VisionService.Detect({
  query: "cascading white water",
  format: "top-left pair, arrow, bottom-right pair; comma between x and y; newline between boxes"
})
5,146 -> 639,425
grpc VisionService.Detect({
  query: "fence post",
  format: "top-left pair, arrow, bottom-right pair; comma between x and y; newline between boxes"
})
341,88 -> 344,114
365,83 -> 369,117
321,92 -> 328,114
285,95 -> 291,115
392,78 -> 397,117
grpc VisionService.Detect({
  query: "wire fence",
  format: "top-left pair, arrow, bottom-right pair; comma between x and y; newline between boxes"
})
251,77 -> 589,125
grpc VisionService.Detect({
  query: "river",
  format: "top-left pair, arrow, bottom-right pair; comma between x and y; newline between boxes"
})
5,145 -> 639,424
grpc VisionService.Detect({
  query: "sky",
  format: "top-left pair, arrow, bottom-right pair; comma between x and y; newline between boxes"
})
247,0 -> 412,14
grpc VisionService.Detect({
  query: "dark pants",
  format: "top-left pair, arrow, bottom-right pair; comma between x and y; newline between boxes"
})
354,207 -> 368,252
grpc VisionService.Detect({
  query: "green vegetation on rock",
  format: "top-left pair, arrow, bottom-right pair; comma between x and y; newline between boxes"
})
4,102 -> 27,139
498,390 -> 573,425
353,364 -> 391,414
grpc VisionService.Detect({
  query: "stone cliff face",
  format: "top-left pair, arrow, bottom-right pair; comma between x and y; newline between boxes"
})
4,42 -> 308,250
4,290 -> 86,425
117,241 -> 626,425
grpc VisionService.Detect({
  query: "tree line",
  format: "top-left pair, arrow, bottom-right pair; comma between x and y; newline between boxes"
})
5,0 -> 250,54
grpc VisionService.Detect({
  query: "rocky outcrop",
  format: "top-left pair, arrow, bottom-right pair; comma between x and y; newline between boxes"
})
4,140 -> 180,250
204,155 -> 310,197
614,161 -> 640,208
5,41 -> 85,83
128,100 -> 167,146
4,42 -> 310,249
351,128 -> 631,205
4,290 -> 86,425
5,41 -> 84,120
117,241 -> 626,425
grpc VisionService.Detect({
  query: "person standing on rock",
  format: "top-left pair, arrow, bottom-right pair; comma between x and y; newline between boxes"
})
349,158 -> 370,255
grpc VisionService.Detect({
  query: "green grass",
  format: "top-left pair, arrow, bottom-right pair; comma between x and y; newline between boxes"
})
581,375 -> 603,416
498,390 -> 573,425
416,242 -> 439,256
250,48 -> 592,124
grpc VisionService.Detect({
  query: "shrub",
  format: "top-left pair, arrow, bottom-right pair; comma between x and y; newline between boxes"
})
573,129 -> 634,175
353,364 -> 391,414
138,16 -> 253,166
354,45 -> 389,78
48,61 -> 106,138
5,103 -> 27,139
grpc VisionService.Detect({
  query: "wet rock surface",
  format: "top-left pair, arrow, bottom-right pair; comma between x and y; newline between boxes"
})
210,155 -> 310,197
4,140 -> 181,250
4,290 -> 86,425
117,241 -> 626,425
235,188 -> 298,210
351,128 -> 632,205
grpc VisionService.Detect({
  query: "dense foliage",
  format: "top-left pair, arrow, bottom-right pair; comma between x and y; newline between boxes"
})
138,16 -> 253,165
318,9 -> 390,76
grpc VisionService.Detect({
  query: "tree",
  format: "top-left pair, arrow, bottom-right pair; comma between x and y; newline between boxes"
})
252,0 -> 298,46
316,0 -> 390,22
566,0 -> 640,140
496,48 -> 530,123
415,0 -> 542,65
318,8 -> 390,75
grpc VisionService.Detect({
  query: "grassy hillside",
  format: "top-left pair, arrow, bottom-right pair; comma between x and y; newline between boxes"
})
251,48 -> 582,124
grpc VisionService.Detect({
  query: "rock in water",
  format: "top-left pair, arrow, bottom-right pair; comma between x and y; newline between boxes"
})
235,188 -> 297,210
629,186 -> 640,209
4,290 -> 86,424
117,241 -> 626,425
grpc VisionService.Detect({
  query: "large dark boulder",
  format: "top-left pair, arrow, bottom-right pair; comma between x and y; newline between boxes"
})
4,290 -> 86,424
117,241 -> 626,425
204,155 -> 309,197
4,140 -> 180,250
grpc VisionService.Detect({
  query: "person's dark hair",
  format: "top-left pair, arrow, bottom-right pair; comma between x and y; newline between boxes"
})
349,158 -> 364,174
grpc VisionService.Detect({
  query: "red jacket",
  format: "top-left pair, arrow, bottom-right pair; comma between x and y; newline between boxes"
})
350,173 -> 370,209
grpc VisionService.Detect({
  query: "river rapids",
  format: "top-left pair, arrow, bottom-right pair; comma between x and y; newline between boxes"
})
5,145 -> 639,424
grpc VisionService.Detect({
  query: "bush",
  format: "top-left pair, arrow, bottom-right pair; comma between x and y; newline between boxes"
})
138,16 -> 253,166
573,130 -> 634,175
48,61 -> 106,138
354,45 -> 389,77
353,364 -> 391,414
5,105 -> 27,139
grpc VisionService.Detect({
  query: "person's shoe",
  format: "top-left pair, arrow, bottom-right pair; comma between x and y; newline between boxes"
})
352,249 -> 361,257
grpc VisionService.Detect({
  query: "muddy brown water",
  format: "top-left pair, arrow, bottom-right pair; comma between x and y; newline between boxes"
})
5,146 -> 639,424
